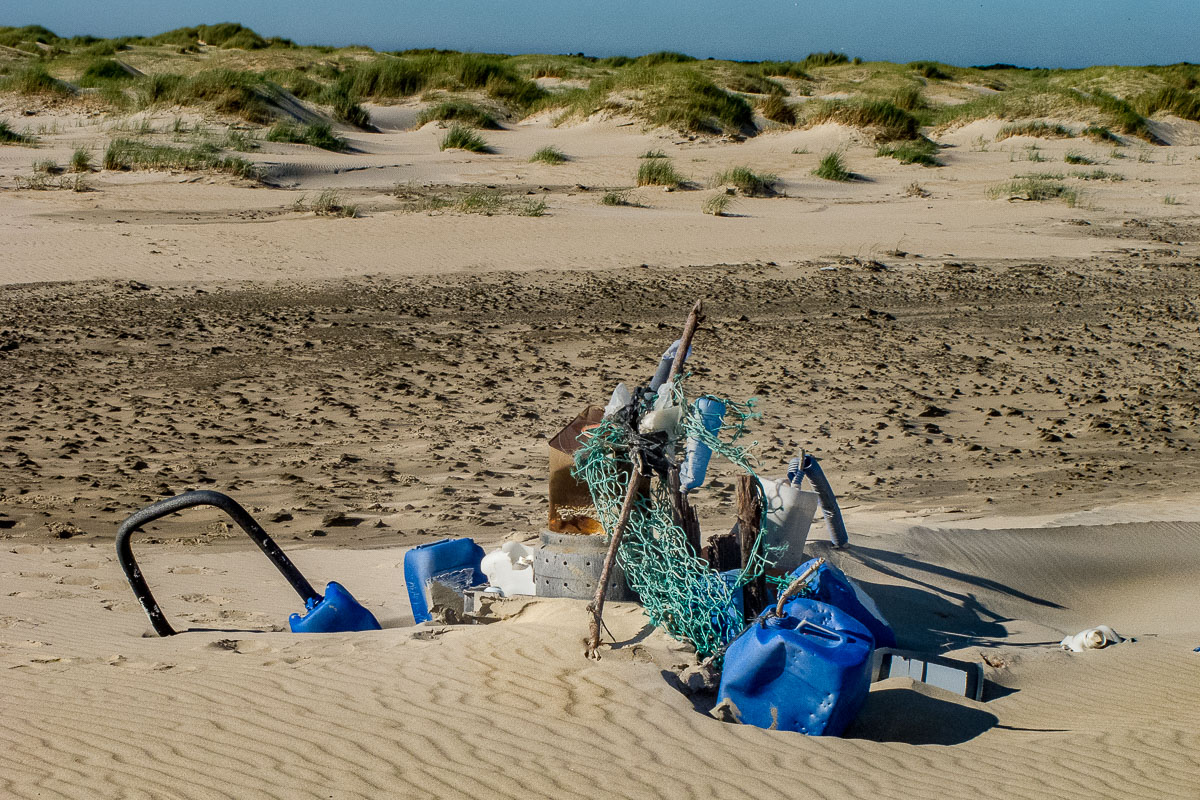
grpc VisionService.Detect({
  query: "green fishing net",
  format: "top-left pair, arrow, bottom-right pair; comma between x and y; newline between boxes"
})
573,383 -> 777,659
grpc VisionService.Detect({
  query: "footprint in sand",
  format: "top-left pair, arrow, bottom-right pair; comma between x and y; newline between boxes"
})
179,593 -> 233,606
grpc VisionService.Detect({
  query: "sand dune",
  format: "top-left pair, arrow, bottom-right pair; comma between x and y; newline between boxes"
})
2,517 -> 1198,799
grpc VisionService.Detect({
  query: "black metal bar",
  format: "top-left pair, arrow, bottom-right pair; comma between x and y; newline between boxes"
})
116,490 -> 321,636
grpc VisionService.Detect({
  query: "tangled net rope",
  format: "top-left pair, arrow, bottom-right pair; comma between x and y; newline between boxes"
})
573,382 -> 777,660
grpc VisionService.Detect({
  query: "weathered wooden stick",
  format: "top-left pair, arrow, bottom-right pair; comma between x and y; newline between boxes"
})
736,474 -> 766,621
774,557 -> 826,617
668,466 -> 702,557
585,300 -> 706,659
666,300 -> 704,385
585,464 -> 648,659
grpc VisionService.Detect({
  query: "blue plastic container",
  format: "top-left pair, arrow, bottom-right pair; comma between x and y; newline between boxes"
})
717,599 -> 874,735
680,397 -> 727,491
783,558 -> 896,648
404,538 -> 485,623
289,581 -> 381,633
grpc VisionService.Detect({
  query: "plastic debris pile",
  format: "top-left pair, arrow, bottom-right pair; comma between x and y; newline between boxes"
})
573,384 -> 774,659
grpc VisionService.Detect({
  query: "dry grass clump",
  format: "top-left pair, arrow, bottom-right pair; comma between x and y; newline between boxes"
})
0,119 -> 37,145
335,53 -> 546,111
600,189 -> 644,207
702,192 -> 736,216
1137,87 -> 1200,122
995,121 -> 1074,141
265,121 -> 346,151
876,138 -> 941,166
416,100 -> 501,129
1071,169 -> 1124,181
758,94 -> 796,125
813,151 -> 853,181
804,99 -> 920,141
529,145 -> 567,164
1082,124 -> 1120,143
0,63 -> 72,96
988,174 -> 1079,205
439,124 -> 492,153
102,138 -> 260,179
294,189 -> 358,217
15,172 -> 89,191
546,65 -> 753,135
637,158 -> 685,187
710,166 -> 778,196
70,147 -> 92,172
394,185 -> 547,216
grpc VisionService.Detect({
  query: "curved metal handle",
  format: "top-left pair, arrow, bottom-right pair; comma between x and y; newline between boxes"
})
116,490 -> 320,636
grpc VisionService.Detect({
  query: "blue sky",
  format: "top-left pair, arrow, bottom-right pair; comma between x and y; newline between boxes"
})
5,1 -> 1198,68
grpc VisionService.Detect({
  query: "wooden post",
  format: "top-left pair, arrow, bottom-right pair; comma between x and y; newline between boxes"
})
585,465 -> 648,659
667,300 -> 704,385
668,467 -> 701,557
736,475 -> 766,621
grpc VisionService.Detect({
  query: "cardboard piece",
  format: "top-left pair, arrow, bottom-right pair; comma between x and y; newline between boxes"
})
548,405 -> 605,534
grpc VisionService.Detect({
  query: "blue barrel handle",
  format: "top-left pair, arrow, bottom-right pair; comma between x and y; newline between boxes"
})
116,490 -> 321,636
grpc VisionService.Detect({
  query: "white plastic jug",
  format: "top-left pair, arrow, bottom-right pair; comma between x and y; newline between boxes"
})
759,478 -> 820,572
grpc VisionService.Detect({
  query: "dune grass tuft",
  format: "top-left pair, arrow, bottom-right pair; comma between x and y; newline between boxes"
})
1138,87 -> 1200,122
1063,150 -> 1095,165
299,189 -> 358,217
78,58 -> 133,87
813,151 -> 852,181
70,147 -> 92,172
103,138 -> 260,179
637,158 -> 684,187
995,121 -> 1074,141
988,175 -> 1078,205
600,189 -> 643,207
0,119 -> 37,145
0,63 -> 71,96
266,121 -> 346,151
439,124 -> 491,152
529,145 -> 567,164
702,192 -> 735,216
804,99 -> 920,141
758,94 -> 795,125
416,100 -> 500,129
711,166 -> 778,196
876,138 -> 941,166
639,149 -> 668,159
1082,124 -> 1120,143
1071,169 -> 1124,181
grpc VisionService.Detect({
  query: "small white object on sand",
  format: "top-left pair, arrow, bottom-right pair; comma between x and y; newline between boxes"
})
1060,625 -> 1122,652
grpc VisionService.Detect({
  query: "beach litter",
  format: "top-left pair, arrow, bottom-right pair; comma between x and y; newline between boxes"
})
116,490 -> 380,635
404,537 -> 486,624
1060,625 -> 1122,652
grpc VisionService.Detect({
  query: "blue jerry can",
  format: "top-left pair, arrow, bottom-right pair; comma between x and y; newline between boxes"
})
289,581 -> 381,633
717,599 -> 874,735
404,538 -> 485,623
783,558 -> 896,648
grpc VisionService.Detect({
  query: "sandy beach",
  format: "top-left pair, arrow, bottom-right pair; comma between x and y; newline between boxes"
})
3,35 -> 1200,799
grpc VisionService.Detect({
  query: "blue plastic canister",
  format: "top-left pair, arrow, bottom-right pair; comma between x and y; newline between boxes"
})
289,581 -> 382,633
404,538 -> 485,623
717,599 -> 874,736
783,558 -> 896,648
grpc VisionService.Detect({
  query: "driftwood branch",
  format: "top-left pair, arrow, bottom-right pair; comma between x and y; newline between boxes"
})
585,299 -> 705,659
736,475 -> 766,621
666,300 -> 704,385
585,464 -> 647,659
